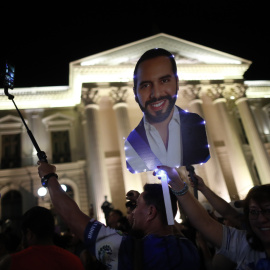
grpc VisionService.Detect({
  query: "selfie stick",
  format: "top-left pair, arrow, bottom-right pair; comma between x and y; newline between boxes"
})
3,70 -> 47,162
155,169 -> 174,225
186,165 -> 198,199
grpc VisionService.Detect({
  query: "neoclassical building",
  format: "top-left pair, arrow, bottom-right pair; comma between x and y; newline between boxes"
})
0,33 -> 269,226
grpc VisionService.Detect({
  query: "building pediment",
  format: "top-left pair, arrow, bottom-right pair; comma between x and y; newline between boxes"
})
1,33 -> 268,110
72,33 -> 251,67
0,115 -> 23,124
0,115 -> 24,134
42,113 -> 74,131
69,33 -> 251,88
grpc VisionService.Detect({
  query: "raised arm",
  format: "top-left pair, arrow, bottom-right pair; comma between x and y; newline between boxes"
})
38,162 -> 90,241
189,174 -> 243,228
156,166 -> 223,249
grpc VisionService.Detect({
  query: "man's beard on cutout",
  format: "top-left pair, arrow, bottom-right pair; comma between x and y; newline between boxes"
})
138,94 -> 177,123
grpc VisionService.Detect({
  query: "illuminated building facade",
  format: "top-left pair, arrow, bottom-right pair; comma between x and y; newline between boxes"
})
0,33 -> 269,226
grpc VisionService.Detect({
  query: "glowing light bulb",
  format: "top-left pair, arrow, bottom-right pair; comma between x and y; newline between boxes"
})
37,187 -> 47,197
155,169 -> 167,178
61,184 -> 67,192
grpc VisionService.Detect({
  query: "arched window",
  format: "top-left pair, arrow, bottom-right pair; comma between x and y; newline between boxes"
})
1,190 -> 22,229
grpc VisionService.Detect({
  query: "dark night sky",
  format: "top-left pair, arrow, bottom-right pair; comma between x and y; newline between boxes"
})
0,1 -> 269,88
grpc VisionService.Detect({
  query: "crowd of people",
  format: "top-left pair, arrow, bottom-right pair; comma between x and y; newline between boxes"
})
0,172 -> 269,269
1,171 -> 269,270
0,48 -> 269,270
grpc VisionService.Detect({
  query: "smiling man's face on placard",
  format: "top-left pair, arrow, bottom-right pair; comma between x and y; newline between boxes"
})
125,49 -> 210,174
135,56 -> 178,124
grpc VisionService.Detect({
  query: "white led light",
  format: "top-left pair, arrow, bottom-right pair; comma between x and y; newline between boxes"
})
61,184 -> 67,192
155,169 -> 167,178
37,187 -> 47,197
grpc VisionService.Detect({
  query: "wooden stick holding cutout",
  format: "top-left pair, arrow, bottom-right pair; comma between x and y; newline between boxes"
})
154,168 -> 174,225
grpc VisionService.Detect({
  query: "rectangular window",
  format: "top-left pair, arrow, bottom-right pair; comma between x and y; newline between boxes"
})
1,134 -> 21,169
51,130 -> 71,163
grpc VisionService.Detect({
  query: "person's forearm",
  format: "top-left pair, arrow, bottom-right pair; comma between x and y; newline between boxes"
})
47,177 -> 90,241
157,166 -> 223,248
175,190 -> 223,248
200,185 -> 240,222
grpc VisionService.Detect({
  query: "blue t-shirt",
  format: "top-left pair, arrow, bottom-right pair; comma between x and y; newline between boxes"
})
84,219 -> 200,270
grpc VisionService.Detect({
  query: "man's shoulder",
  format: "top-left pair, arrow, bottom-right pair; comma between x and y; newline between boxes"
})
176,106 -> 203,122
9,245 -> 84,269
141,234 -> 200,269
126,117 -> 146,142
143,234 -> 196,248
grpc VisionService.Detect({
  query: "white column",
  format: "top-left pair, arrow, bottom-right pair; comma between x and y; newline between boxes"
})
82,101 -> 112,223
188,99 -> 230,201
262,105 -> 270,142
25,109 -> 47,165
111,94 -> 143,193
236,97 -> 270,184
213,98 -> 254,198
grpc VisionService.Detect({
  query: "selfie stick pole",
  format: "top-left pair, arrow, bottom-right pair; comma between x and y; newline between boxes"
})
4,87 -> 48,162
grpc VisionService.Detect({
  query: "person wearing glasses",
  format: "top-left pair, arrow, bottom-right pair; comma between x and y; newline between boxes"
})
156,166 -> 270,270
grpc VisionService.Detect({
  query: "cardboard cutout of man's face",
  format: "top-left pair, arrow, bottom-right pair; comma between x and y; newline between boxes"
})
125,53 -> 210,174
135,56 -> 178,124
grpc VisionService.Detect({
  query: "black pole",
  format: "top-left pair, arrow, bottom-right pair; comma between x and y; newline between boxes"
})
186,165 -> 198,199
4,87 -> 47,162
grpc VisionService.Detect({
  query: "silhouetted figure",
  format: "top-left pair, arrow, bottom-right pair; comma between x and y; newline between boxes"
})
0,206 -> 84,270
